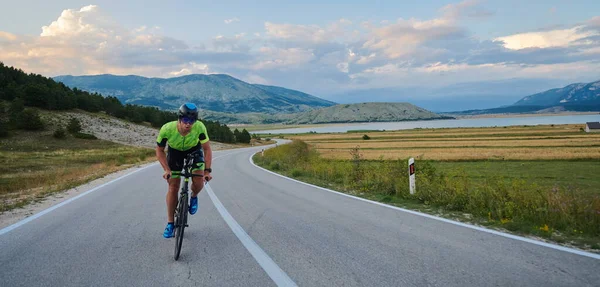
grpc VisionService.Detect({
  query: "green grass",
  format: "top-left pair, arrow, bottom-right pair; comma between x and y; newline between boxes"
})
434,161 -> 600,196
253,140 -> 600,252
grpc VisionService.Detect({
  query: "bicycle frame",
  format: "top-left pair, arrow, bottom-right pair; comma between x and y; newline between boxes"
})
173,149 -> 205,260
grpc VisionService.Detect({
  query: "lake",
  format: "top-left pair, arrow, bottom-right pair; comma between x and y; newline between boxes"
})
255,114 -> 600,134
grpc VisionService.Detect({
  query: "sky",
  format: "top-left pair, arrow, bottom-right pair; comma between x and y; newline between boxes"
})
1,0 -> 600,105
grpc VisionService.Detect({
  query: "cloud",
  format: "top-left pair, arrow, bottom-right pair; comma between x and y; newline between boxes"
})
440,0 -> 494,20
1,3 -> 599,98
264,18 -> 353,44
252,47 -> 315,70
224,17 -> 240,24
213,33 -> 251,52
0,5 -> 249,77
168,62 -> 210,76
0,31 -> 17,41
494,26 -> 599,50
243,74 -> 269,84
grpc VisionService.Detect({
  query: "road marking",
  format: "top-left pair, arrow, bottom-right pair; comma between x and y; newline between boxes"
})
206,184 -> 298,287
0,163 -> 157,236
248,152 -> 600,260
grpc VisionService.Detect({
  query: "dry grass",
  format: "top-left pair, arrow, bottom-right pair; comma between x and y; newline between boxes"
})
311,138 -> 600,149
0,133 -> 155,212
290,124 -> 600,161
318,147 -> 600,160
291,124 -> 586,141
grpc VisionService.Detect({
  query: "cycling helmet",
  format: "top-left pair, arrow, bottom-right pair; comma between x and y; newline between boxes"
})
178,103 -> 199,120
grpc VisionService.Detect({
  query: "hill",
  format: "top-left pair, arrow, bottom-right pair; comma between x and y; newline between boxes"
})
53,74 -> 336,114
449,80 -> 600,115
514,80 -> 600,106
285,102 -> 452,124
197,102 -> 452,124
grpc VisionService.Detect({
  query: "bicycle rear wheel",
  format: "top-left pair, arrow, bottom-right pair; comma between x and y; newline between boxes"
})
174,193 -> 188,260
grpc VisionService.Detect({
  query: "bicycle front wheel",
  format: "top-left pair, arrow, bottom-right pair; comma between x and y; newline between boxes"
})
174,193 -> 187,260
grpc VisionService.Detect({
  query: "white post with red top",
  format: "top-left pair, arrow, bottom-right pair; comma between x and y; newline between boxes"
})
408,158 -> 415,194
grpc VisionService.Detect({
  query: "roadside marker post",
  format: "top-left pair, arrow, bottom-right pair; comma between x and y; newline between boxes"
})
408,158 -> 415,194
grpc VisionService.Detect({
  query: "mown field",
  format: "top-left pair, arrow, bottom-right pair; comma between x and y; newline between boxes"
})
254,124 -> 600,252
0,131 -> 155,212
291,125 -> 600,161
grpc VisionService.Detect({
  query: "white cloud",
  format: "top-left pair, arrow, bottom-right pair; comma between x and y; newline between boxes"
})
224,17 -> 240,24
1,3 -> 599,98
168,62 -> 210,76
0,31 -> 17,41
357,1 -> 486,60
494,26 -> 599,50
264,18 -> 352,43
244,74 -> 269,84
336,62 -> 349,73
252,47 -> 315,70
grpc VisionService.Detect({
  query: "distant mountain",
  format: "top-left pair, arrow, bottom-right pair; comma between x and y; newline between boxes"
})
200,102 -> 452,124
288,102 -> 451,124
325,78 -> 572,112
448,80 -> 600,115
514,80 -> 600,106
53,74 -> 336,114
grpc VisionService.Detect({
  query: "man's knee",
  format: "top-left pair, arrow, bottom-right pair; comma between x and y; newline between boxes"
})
191,176 -> 204,192
168,180 -> 180,193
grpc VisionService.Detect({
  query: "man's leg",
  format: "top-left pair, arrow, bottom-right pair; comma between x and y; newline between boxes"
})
191,170 -> 205,197
166,177 -> 181,223
189,170 -> 204,215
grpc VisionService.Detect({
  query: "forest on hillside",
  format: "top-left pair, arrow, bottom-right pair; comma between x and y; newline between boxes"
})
0,62 -> 251,143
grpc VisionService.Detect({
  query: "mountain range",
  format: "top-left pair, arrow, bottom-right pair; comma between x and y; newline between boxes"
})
53,74 -> 450,124
53,73 -> 600,124
450,79 -> 600,115
53,74 -> 336,114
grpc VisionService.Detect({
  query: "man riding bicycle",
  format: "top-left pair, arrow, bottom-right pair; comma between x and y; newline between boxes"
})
155,103 -> 213,238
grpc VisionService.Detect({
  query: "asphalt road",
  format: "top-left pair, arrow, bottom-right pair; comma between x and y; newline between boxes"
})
1,142 -> 599,287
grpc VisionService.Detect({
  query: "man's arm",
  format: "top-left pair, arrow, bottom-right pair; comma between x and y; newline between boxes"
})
155,145 -> 171,179
202,141 -> 212,171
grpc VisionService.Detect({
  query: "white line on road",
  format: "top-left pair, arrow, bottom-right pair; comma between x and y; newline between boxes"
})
205,184 -> 298,287
248,152 -> 600,260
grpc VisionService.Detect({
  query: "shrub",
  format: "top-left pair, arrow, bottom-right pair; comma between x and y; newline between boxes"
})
17,109 -> 45,130
362,134 -> 371,140
53,127 -> 67,139
73,132 -> 97,139
67,117 -> 82,133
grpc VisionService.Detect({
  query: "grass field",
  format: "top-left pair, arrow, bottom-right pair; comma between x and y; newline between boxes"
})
0,131 -> 155,212
254,124 -> 600,251
290,124 -> 600,161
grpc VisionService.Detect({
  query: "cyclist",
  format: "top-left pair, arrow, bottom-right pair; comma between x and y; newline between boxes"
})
155,103 -> 213,238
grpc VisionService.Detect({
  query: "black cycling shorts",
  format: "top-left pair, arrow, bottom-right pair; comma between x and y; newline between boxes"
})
167,145 -> 205,178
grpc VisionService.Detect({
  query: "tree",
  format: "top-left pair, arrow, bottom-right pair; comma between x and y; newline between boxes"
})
233,128 -> 241,143
67,117 -> 82,133
17,109 -> 45,130
240,129 -> 251,143
8,97 -> 24,127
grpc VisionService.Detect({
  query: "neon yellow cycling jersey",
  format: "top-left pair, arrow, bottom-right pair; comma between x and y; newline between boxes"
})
156,121 -> 209,151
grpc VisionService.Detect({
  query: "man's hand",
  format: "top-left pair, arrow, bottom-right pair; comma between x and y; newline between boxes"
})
204,171 -> 212,182
163,169 -> 172,180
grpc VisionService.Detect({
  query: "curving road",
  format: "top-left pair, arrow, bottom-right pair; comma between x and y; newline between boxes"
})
1,141 -> 599,287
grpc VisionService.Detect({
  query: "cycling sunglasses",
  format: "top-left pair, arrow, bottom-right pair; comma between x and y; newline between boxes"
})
180,117 -> 196,124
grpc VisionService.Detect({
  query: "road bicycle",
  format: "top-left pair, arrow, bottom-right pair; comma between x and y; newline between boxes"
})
173,149 -> 207,261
